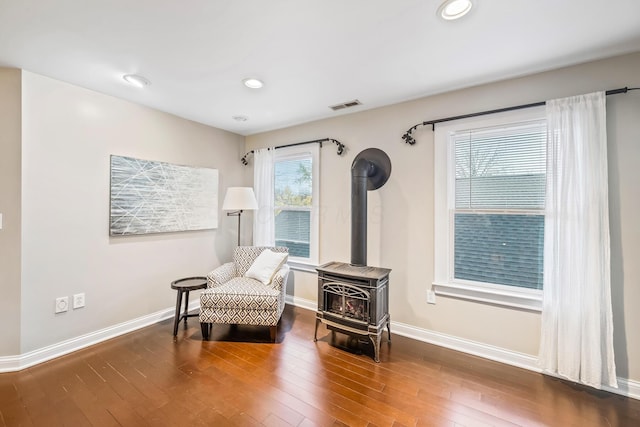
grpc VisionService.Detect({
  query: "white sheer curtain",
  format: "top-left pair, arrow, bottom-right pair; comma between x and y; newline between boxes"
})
539,91 -> 617,389
253,148 -> 275,246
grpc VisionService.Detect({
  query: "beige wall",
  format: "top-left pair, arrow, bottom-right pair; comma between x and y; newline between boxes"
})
19,71 -> 245,353
0,68 -> 22,355
246,52 -> 640,382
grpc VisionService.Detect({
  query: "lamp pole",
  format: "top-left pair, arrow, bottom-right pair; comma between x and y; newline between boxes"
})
222,187 -> 258,247
228,210 -> 243,246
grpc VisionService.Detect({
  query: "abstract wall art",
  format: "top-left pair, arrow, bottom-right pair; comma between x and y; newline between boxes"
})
110,155 -> 218,235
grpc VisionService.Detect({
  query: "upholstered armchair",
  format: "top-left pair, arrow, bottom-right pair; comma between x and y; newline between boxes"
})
199,246 -> 290,342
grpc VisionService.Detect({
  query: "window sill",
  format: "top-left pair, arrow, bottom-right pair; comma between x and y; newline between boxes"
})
288,260 -> 318,273
432,282 -> 542,312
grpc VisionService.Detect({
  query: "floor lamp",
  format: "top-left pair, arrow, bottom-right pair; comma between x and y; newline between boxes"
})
222,187 -> 258,246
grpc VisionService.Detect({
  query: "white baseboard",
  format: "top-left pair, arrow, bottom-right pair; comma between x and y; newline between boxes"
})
603,377 -> 640,400
0,300 -> 200,373
285,294 -> 317,311
390,320 -> 540,371
286,296 -> 640,401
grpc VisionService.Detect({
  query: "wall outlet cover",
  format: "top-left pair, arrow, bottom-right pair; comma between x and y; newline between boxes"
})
427,290 -> 437,304
73,293 -> 85,309
55,296 -> 69,313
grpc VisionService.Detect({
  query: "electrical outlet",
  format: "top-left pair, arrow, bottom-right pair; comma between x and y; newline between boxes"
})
427,290 -> 437,304
73,293 -> 85,309
55,296 -> 69,313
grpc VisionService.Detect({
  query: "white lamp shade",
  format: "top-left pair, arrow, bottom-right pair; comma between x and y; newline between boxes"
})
222,187 -> 258,211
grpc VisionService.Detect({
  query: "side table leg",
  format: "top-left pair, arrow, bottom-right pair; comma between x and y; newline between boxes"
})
173,290 -> 183,336
313,317 -> 320,342
183,290 -> 190,324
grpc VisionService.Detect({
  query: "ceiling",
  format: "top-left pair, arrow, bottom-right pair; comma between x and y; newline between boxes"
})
1,1 -> 640,136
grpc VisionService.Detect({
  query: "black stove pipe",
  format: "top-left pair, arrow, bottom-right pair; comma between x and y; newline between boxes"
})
351,158 -> 376,266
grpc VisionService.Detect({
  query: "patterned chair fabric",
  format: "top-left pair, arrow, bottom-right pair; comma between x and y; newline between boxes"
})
199,246 -> 289,341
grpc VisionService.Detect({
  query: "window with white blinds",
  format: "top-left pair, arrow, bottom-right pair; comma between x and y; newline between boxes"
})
452,120 -> 546,290
274,155 -> 312,258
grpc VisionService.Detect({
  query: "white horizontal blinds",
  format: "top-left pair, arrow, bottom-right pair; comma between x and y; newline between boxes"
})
454,213 -> 545,289
274,155 -> 312,258
454,121 -> 547,210
452,120 -> 547,290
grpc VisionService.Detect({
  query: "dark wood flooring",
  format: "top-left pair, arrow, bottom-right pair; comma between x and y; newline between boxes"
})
1,305 -> 639,426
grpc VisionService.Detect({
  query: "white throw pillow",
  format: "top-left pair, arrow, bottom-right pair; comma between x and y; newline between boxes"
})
244,250 -> 288,285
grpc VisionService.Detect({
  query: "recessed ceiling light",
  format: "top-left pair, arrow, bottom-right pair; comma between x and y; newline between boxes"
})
123,74 -> 150,88
242,78 -> 264,89
232,115 -> 248,122
437,0 -> 473,20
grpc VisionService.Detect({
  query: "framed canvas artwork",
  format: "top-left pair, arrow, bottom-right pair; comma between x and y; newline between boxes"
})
110,155 -> 218,235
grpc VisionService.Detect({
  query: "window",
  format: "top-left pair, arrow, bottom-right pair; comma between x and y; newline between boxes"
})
433,108 -> 546,310
274,145 -> 319,266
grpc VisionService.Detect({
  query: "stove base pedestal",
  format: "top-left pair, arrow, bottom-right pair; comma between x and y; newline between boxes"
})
314,312 -> 391,363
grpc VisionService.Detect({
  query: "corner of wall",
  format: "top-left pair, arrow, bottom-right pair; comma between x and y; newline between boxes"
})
0,67 -> 22,356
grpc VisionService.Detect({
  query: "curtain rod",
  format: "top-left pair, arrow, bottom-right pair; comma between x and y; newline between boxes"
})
401,86 -> 639,145
241,138 -> 345,165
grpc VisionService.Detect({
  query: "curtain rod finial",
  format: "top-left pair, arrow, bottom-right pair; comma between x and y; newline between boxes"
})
402,132 -> 416,145
330,139 -> 345,155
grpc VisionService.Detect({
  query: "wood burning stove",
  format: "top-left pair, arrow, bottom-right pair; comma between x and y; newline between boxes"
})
315,262 -> 391,362
315,148 -> 392,362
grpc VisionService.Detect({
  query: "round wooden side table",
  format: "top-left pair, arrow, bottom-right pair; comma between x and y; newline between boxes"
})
170,276 -> 207,336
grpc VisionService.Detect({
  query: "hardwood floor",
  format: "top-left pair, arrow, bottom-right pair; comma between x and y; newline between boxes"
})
1,305 -> 639,426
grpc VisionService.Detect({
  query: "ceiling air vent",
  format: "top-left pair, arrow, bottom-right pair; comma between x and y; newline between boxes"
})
329,99 -> 362,111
